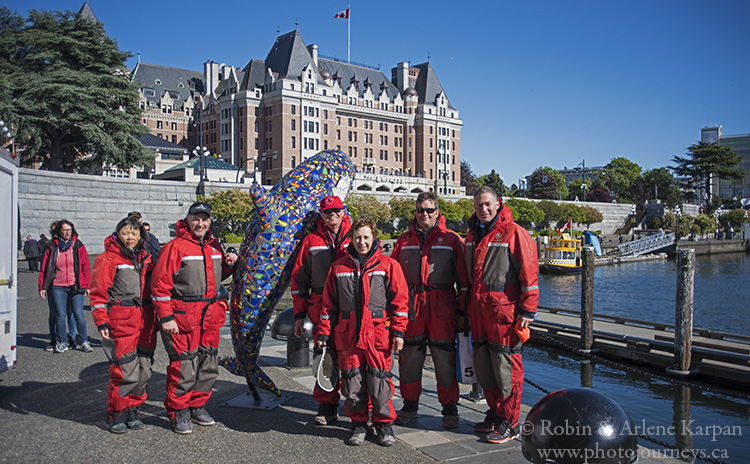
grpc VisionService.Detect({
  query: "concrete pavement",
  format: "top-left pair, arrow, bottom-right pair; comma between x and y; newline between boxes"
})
0,262 -> 527,464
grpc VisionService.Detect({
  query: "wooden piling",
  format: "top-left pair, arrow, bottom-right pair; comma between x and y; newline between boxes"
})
669,249 -> 696,375
581,246 -> 595,351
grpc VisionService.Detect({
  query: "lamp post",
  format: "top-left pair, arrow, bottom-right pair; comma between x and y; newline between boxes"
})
0,119 -> 14,156
519,177 -> 527,198
581,182 -> 587,202
193,145 -> 209,197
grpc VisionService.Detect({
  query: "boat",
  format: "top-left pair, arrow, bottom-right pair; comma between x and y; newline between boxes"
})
540,231 -> 603,275
540,233 -> 582,275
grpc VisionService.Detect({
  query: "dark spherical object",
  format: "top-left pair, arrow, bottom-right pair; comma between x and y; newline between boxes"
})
521,387 -> 638,464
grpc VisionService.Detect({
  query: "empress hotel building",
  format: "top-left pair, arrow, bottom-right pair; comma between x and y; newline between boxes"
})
131,30 -> 464,196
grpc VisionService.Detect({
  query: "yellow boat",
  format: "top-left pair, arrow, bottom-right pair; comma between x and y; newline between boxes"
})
540,233 -> 582,275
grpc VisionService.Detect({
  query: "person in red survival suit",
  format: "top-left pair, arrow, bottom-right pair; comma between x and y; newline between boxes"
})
90,216 -> 157,434
391,192 -> 469,429
317,219 -> 409,447
465,186 -> 538,444
291,195 -> 352,426
150,202 -> 238,434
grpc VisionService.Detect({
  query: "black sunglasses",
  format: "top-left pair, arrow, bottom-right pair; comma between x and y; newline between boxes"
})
416,207 -> 437,214
323,208 -> 343,215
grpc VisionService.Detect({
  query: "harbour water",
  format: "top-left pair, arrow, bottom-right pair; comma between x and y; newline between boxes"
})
522,252 -> 750,462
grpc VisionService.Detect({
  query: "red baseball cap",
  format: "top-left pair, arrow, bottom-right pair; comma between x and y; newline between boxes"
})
320,196 -> 344,211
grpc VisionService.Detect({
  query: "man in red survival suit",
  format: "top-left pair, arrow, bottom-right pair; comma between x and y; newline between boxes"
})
291,195 -> 351,426
465,186 -> 538,444
391,192 -> 469,429
151,202 -> 238,434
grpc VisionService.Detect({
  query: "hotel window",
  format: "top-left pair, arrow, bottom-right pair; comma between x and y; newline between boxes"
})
292,156 -> 296,168
323,123 -> 328,135
292,105 -> 296,115
291,136 -> 296,148
291,120 -> 296,131
324,140 -> 328,149
157,121 -> 163,129
171,122 -> 177,130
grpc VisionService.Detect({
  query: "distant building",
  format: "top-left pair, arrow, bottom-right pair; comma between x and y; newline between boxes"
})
557,163 -> 604,185
701,126 -> 750,200
143,30 -> 464,195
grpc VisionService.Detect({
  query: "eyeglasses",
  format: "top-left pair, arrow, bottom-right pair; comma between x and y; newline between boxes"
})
143,227 -> 151,232
416,207 -> 437,214
323,209 -> 343,215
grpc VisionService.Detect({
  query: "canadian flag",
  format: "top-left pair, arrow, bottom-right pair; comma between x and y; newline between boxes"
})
334,8 -> 349,19
556,219 -> 572,234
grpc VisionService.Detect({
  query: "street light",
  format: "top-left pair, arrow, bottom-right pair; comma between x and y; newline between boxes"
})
581,182 -> 588,201
192,145 -> 210,197
0,119 -> 13,156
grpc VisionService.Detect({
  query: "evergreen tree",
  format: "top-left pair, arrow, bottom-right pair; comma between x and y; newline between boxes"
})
670,141 -> 743,201
528,167 -> 567,200
460,160 -> 478,196
0,8 -> 152,172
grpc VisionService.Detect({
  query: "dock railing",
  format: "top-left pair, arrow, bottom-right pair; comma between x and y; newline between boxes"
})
617,231 -> 675,257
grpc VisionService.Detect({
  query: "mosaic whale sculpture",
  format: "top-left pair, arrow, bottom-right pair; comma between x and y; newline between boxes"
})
220,149 -> 355,397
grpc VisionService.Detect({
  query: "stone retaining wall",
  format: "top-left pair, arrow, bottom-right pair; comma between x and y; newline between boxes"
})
19,169 -> 633,254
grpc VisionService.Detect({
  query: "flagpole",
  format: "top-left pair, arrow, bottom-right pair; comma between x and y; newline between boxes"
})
347,5 -> 350,63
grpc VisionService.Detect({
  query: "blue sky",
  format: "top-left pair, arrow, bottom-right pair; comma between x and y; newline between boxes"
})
7,0 -> 750,186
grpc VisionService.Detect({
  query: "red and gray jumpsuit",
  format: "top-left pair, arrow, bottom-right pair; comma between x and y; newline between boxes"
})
150,220 -> 233,417
465,203 -> 538,428
90,235 -> 156,415
291,215 -> 351,405
391,214 -> 468,408
318,243 -> 409,425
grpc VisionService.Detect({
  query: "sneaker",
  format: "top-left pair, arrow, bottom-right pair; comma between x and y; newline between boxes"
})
171,409 -> 192,434
190,406 -> 215,426
394,400 -> 419,425
54,342 -> 68,353
44,344 -> 55,352
108,410 -> 129,434
347,423 -> 368,446
486,420 -> 518,444
79,341 -> 94,353
474,409 -> 496,433
314,403 -> 338,426
375,423 -> 396,447
126,408 -> 144,430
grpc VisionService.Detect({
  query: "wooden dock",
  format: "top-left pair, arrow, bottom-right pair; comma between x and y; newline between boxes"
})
530,306 -> 750,389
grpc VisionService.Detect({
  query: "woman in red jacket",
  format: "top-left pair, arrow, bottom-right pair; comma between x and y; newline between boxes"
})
90,216 -> 157,434
38,220 -> 91,353
317,218 -> 409,447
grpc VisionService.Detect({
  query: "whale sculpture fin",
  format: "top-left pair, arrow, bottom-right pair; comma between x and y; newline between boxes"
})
249,183 -> 279,230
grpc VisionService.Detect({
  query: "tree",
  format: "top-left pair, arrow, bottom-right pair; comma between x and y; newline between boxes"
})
476,169 -> 507,196
588,187 -> 613,203
460,160 -> 478,196
200,189 -> 254,236
455,198 -> 474,221
388,197 -> 414,229
437,198 -> 463,223
567,178 -> 592,201
505,198 -> 544,228
0,8 -> 152,172
536,200 -> 562,230
694,213 -> 717,236
347,194 -> 391,223
718,209 -> 748,228
641,168 -> 681,208
580,206 -> 603,230
670,141 -> 744,202
528,167 -> 567,200
593,157 -> 642,204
